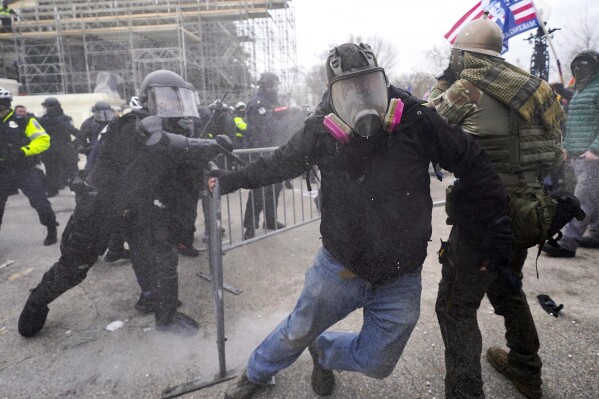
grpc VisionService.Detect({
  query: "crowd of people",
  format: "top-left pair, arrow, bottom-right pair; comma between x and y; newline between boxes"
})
2,10 -> 598,399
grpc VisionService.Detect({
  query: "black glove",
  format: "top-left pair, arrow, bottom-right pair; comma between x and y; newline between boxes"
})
478,215 -> 521,293
537,294 -> 563,317
436,66 -> 457,85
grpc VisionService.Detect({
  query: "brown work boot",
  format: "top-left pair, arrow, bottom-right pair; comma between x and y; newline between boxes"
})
308,344 -> 335,396
224,370 -> 263,399
486,346 -> 542,399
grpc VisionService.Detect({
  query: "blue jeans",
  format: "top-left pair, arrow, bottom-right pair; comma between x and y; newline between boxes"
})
246,247 -> 422,384
560,159 -> 599,251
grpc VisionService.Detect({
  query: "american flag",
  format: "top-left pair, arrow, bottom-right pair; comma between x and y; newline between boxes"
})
444,0 -> 539,54
508,0 -> 536,24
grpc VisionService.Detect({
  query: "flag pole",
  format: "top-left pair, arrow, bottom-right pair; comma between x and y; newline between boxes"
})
530,0 -> 565,85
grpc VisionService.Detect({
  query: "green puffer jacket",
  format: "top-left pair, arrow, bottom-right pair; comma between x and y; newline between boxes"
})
564,74 -> 599,156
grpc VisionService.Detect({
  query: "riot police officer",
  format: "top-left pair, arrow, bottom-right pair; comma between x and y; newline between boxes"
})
242,72 -> 285,239
39,97 -> 79,197
0,87 -> 58,245
18,70 -> 223,338
76,101 -> 115,156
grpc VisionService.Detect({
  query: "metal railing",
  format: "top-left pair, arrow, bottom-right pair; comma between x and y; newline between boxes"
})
218,146 -> 321,251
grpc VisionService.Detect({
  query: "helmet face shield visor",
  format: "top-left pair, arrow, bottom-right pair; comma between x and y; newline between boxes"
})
147,86 -> 199,118
330,69 -> 388,138
93,109 -> 115,122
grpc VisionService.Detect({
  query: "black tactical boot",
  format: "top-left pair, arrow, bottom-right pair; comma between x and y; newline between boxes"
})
308,343 -> 335,396
43,225 -> 58,246
155,311 -> 199,336
18,261 -> 87,337
135,292 -> 182,314
18,292 -> 50,338
154,275 -> 199,336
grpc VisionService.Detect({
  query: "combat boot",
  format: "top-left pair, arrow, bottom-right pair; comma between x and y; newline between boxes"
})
154,275 -> 199,336
18,261 -> 88,337
308,344 -> 335,396
43,225 -> 58,246
135,292 -> 182,313
486,346 -> 542,399
18,291 -> 50,337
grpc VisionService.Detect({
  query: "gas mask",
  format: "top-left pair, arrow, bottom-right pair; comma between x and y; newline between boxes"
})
323,44 -> 403,143
324,73 -> 404,144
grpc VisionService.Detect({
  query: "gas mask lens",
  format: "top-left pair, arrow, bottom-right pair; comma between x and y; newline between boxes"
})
148,86 -> 199,118
330,69 -> 388,138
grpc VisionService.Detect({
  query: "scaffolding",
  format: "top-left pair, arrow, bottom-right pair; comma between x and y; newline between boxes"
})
0,0 -> 296,104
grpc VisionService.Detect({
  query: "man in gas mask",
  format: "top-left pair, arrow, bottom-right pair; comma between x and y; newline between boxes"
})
428,14 -> 565,399
211,43 -> 513,399
18,70 -> 223,338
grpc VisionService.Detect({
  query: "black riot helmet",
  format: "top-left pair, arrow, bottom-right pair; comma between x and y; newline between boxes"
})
326,43 -> 389,138
138,70 -> 199,118
42,97 -> 62,116
257,72 -> 280,89
91,101 -> 115,122
41,97 -> 60,108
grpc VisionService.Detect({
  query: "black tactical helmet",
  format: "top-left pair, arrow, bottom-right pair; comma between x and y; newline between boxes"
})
92,101 -> 115,122
139,70 -> 192,105
326,43 -> 383,84
257,72 -> 280,88
571,50 -> 599,71
138,69 -> 198,117
92,101 -> 111,112
41,97 -> 61,108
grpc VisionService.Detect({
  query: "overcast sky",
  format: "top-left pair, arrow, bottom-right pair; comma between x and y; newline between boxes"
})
294,0 -> 598,81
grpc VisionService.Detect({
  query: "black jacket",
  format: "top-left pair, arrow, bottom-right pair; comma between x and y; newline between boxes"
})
77,117 -> 109,154
39,111 -> 78,150
87,111 -> 207,216
218,86 -> 508,285
246,89 -> 281,148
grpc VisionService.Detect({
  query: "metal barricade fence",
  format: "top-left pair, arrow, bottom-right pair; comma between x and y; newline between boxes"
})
218,146 -> 322,250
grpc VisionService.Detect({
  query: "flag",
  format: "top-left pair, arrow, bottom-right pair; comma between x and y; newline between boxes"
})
445,0 -> 539,54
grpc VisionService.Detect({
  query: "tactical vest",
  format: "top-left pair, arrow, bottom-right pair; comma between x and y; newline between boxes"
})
466,93 -> 559,186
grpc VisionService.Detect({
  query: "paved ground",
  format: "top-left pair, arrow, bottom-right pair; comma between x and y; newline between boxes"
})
1,176 -> 598,399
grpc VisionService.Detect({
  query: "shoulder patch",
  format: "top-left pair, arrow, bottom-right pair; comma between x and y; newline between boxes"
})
32,120 -> 43,130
